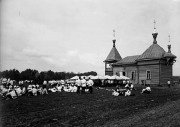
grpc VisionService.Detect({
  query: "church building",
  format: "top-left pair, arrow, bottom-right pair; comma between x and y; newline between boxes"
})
104,23 -> 176,86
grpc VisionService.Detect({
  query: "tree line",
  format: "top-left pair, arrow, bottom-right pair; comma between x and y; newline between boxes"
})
0,69 -> 97,83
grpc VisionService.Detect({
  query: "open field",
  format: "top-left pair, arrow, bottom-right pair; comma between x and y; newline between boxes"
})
1,87 -> 180,127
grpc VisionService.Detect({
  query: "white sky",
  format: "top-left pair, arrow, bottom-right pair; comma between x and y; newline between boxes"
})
1,0 -> 180,75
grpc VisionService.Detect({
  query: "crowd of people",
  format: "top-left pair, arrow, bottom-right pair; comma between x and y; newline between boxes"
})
112,81 -> 151,96
0,76 -> 153,100
112,81 -> 135,96
0,77 -> 94,100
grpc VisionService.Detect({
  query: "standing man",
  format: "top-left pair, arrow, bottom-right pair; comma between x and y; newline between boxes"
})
81,77 -> 87,94
167,80 -> 171,88
87,77 -> 94,94
76,77 -> 81,94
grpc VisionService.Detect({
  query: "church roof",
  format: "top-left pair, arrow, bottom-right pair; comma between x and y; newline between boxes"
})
137,43 -> 166,60
113,55 -> 140,65
164,52 -> 176,58
104,46 -> 122,62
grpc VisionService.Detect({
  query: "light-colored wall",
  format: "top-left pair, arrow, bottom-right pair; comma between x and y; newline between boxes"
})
138,64 -> 160,85
113,66 -> 138,84
113,64 -> 160,85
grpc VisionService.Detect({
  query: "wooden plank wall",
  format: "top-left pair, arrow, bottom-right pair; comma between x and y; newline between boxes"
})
138,65 -> 160,85
113,66 -> 138,84
124,66 -> 138,84
160,64 -> 172,86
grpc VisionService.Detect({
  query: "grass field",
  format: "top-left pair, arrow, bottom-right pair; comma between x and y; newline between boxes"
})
1,87 -> 180,127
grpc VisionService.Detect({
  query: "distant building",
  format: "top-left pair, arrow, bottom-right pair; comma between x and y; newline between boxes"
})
104,25 -> 176,86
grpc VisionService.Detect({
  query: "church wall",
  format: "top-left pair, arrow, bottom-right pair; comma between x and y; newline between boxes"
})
113,66 -> 138,84
160,63 -> 172,86
138,64 -> 160,86
113,67 -> 124,75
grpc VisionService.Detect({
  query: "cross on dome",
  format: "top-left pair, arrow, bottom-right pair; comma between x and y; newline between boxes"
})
113,29 -> 116,40
168,35 -> 171,43
153,20 -> 157,33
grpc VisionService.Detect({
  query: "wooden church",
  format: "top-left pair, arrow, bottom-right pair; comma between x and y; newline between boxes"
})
104,24 -> 176,86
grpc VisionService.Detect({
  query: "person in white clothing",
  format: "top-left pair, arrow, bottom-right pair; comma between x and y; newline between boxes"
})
125,89 -> 131,96
0,85 -> 8,99
21,86 -> 26,95
72,85 -> 77,92
57,84 -> 62,92
32,86 -> 38,96
6,87 -> 17,99
141,85 -> 151,94
87,77 -> 94,94
167,80 -> 171,88
42,81 -> 48,95
130,83 -> 135,90
76,77 -> 81,94
81,77 -> 87,94
15,86 -> 22,96
27,85 -> 33,96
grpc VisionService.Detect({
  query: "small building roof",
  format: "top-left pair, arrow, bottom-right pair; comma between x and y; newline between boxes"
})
113,55 -> 140,65
104,40 -> 122,62
164,52 -> 176,58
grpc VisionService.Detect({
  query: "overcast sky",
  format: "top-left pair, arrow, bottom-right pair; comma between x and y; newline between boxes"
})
1,0 -> 180,75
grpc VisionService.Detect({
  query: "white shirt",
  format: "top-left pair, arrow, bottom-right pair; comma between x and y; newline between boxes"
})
125,84 -> 129,88
125,90 -> 131,96
87,79 -> 94,86
32,88 -> 37,95
146,87 -> 151,91
22,87 -> 26,94
27,85 -> 32,90
76,79 -> 81,86
16,87 -> 22,96
9,90 -> 17,98
81,79 -> 87,87
130,84 -> 134,89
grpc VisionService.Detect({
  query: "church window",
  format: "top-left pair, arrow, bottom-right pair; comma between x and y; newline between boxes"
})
122,71 -> 126,76
146,70 -> 151,80
131,71 -> 135,80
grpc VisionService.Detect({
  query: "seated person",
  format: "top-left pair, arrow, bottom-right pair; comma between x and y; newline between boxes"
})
21,86 -> 26,95
32,86 -> 38,96
141,85 -> 151,94
50,87 -> 57,92
15,86 -> 22,96
112,90 -> 119,96
118,88 -> 126,96
0,85 -> 8,99
125,83 -> 130,89
112,86 -> 121,96
130,83 -> 135,90
27,85 -> 33,96
37,86 -> 43,95
125,89 -> 131,96
72,85 -> 77,92
42,87 -> 48,95
57,85 -> 62,92
6,89 -> 17,99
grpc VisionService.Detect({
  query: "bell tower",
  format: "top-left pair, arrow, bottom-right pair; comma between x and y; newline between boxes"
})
104,30 -> 122,76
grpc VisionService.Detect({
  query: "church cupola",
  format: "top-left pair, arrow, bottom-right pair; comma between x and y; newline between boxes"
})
104,30 -> 122,75
113,29 -> 116,47
113,40 -> 116,47
168,45 -> 171,53
152,20 -> 158,44
168,35 -> 171,53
